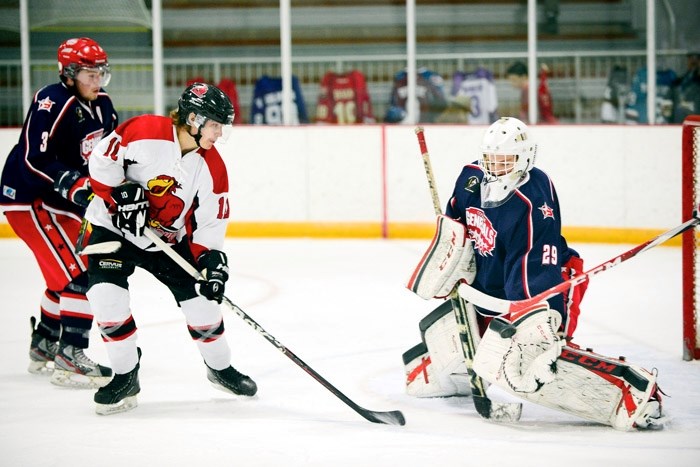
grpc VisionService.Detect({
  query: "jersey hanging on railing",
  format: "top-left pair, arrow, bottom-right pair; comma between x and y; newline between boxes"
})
450,67 -> 499,124
624,67 -> 677,124
251,75 -> 309,125
538,65 -> 558,124
384,67 -> 448,124
315,70 -> 375,124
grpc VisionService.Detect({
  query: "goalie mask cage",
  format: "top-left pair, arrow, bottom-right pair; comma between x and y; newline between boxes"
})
683,115 -> 700,361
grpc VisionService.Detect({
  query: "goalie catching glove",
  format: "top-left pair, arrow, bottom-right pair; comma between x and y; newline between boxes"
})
54,170 -> 93,207
407,215 -> 476,299
197,250 -> 229,303
110,182 -> 149,237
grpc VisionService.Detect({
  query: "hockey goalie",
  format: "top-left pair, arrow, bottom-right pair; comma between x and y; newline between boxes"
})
403,117 -> 664,430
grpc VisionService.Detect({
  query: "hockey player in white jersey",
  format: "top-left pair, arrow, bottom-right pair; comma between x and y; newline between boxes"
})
83,83 -> 257,414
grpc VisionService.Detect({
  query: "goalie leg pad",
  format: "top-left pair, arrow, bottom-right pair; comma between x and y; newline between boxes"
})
475,320 -> 664,430
403,302 -> 470,397
406,215 -> 476,299
521,347 -> 663,430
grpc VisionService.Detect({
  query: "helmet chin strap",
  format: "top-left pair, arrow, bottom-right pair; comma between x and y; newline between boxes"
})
188,114 -> 206,148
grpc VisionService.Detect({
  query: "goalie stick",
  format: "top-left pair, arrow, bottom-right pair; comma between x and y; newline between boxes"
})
142,228 -> 405,426
415,126 -> 522,422
458,212 -> 700,335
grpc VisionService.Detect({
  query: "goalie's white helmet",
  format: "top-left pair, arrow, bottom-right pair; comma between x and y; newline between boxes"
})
479,117 -> 536,207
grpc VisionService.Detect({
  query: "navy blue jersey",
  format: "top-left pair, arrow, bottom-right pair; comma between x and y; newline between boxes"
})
250,75 -> 309,124
1,82 -> 118,211
445,163 -> 575,318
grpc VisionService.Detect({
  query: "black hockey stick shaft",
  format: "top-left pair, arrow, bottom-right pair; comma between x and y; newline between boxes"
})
143,229 -> 405,426
415,127 -> 521,422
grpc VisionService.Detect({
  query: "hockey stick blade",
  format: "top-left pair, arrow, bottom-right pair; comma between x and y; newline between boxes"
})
458,214 -> 700,317
221,296 -> 406,426
474,395 -> 522,422
143,229 -> 406,426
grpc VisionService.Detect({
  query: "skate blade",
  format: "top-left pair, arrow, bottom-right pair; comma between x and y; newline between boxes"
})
209,381 -> 257,397
28,360 -> 55,375
95,396 -> 138,415
50,369 -> 111,389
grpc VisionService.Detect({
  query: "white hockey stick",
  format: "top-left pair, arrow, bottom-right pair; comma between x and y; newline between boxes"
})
415,127 -> 522,422
142,228 -> 406,426
458,213 -> 700,327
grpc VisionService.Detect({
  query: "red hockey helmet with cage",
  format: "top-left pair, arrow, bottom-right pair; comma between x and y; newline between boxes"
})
57,37 -> 110,85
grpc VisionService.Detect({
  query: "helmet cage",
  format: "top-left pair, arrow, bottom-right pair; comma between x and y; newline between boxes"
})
478,117 -> 536,208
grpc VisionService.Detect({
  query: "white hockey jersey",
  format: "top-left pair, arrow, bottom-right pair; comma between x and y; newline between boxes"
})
86,114 -> 230,257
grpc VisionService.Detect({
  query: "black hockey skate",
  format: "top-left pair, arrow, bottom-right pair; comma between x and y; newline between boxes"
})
206,364 -> 257,396
94,348 -> 141,415
52,343 -> 112,389
28,317 -> 58,375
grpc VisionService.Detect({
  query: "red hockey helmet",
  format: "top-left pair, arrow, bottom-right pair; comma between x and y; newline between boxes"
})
57,37 -> 111,86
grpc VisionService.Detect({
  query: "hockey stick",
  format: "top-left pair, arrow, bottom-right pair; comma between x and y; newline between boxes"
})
415,126 -> 522,422
458,213 -> 700,329
142,228 -> 406,426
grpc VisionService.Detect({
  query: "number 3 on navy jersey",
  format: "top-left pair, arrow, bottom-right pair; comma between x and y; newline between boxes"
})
542,244 -> 558,265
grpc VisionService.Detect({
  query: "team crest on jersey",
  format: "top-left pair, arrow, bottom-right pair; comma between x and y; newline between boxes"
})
538,202 -> 555,219
146,175 -> 185,232
465,207 -> 497,256
37,97 -> 54,112
464,176 -> 479,193
80,129 -> 104,164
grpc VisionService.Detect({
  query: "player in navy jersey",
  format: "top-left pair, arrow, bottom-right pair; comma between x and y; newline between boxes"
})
0,37 -> 116,387
404,118 -> 664,429
445,117 -> 583,335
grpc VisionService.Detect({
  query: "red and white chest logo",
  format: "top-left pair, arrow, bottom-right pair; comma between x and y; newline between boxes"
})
465,207 -> 497,256
37,97 -> 55,112
80,129 -> 104,164
538,202 -> 555,219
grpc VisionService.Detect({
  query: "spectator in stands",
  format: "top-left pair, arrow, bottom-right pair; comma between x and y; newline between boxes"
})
667,51 -> 700,124
506,61 -> 558,124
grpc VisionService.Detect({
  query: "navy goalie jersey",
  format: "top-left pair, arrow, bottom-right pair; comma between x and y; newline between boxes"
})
445,163 -> 576,318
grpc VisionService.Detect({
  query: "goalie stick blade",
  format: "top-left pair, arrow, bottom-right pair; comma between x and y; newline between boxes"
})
361,409 -> 406,426
473,396 -> 523,422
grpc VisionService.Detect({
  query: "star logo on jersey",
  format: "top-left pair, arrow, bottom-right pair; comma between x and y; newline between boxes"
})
37,97 -> 55,112
464,176 -> 479,193
539,202 -> 555,219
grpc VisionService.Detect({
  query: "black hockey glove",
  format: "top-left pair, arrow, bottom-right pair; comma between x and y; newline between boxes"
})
197,250 -> 229,303
54,170 -> 93,207
110,182 -> 149,237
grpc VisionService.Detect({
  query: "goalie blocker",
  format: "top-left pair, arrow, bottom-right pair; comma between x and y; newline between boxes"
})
473,305 -> 664,430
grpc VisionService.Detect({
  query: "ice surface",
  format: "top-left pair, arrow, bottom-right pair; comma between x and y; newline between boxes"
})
0,238 -> 698,466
